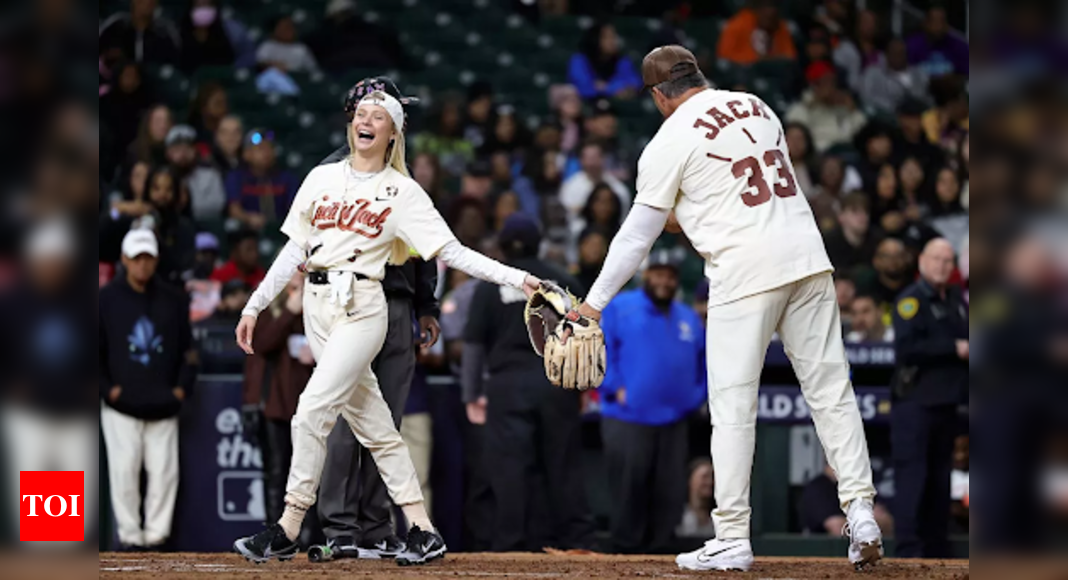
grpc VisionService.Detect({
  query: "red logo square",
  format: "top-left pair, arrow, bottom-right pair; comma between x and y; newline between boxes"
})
20,471 -> 84,541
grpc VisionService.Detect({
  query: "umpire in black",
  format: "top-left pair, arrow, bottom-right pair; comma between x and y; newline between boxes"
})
462,214 -> 596,552
315,77 -> 441,558
890,238 -> 968,558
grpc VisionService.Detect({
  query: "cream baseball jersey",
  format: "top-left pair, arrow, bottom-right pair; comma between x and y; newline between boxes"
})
636,89 -> 832,306
281,161 -> 455,279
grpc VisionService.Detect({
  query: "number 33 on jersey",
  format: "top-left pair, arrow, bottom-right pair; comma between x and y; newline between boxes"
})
634,89 -> 833,308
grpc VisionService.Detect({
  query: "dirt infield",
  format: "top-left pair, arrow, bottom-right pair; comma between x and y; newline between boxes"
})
99,551 -> 969,579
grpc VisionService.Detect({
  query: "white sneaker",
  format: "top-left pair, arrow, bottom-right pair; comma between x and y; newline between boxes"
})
676,537 -> 754,572
844,499 -> 883,570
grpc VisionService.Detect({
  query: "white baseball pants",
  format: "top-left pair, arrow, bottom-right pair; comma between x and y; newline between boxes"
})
3,405 -> 98,547
705,272 -> 876,538
284,278 -> 424,510
100,404 -> 178,546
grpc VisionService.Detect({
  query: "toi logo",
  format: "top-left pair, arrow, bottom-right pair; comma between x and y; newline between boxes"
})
20,471 -> 84,541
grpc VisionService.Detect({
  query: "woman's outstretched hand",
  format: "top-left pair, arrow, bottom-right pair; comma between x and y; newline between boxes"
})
522,274 -> 542,298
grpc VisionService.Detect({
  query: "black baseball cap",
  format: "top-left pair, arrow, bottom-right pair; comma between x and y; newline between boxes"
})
645,248 -> 682,272
342,76 -> 419,117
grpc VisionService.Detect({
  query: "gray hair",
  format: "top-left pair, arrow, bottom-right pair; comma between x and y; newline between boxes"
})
653,71 -> 710,99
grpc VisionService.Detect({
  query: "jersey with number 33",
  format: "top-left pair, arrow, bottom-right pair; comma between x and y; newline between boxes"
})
635,89 -> 833,307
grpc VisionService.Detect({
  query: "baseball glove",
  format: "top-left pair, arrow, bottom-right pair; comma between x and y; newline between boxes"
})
524,282 -> 606,391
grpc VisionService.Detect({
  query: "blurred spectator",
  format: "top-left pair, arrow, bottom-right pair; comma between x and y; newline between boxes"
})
870,163 -> 900,231
165,124 -> 228,221
243,273 -> 313,522
599,252 -> 706,553
513,147 -> 563,219
100,61 -> 154,168
491,190 -> 521,232
677,458 -> 716,538
308,0 -> 407,72
448,197 -> 488,248
179,0 -> 236,73
211,279 -> 251,321
812,0 -> 851,43
575,227 -> 609,291
549,84 -> 584,154
1,219 -> 97,543
583,99 -> 630,182
559,141 -> 631,219
786,62 -> 867,153
853,123 -> 896,192
954,133 -> 968,209
411,153 -> 446,203
928,166 -> 967,253
572,182 -> 623,242
462,214 -> 595,551
845,294 -> 894,343
922,80 -> 969,151
100,165 -> 196,287
211,114 -> 244,172
412,97 -> 476,177
833,9 -> 883,92
856,237 -> 911,316
835,275 -> 857,329
784,122 -> 817,196
187,82 -> 230,145
568,22 -> 642,99
463,81 -> 496,151
894,99 -> 945,170
99,229 -> 196,549
210,229 -> 265,287
480,105 -> 528,158
906,6 -> 968,79
859,38 -> 929,116
891,238 -> 968,558
99,0 -> 181,66
802,24 -> 833,69
823,192 -> 882,275
950,435 -> 969,529
800,461 -> 893,534
532,121 -> 563,153
225,129 -> 297,229
808,156 -> 847,232
897,156 -> 930,225
109,161 -> 150,208
459,159 -> 494,201
189,231 -> 220,280
717,0 -> 798,65
256,15 -> 320,75
128,104 -> 173,170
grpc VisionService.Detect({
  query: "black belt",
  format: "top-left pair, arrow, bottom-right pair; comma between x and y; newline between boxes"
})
307,271 -> 370,285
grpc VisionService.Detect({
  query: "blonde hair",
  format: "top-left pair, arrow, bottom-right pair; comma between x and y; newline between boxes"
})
346,113 -> 413,265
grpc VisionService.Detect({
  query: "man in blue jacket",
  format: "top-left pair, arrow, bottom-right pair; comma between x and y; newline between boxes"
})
599,250 -> 707,553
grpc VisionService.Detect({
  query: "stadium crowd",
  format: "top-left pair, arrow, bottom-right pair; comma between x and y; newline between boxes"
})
92,0 -> 997,558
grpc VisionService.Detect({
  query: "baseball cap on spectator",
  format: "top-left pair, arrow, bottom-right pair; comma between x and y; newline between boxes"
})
644,248 -> 682,272
165,124 -> 197,147
498,213 -> 541,255
467,80 -> 494,103
641,45 -> 700,88
122,228 -> 159,258
805,61 -> 836,84
25,218 -> 75,261
588,98 -> 616,118
196,231 -> 220,252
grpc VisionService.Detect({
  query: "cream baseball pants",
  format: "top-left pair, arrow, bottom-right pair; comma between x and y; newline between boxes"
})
705,272 -> 876,538
284,277 -> 424,511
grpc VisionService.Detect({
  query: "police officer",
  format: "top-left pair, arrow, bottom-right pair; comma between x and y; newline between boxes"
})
890,238 -> 968,558
461,214 -> 596,552
315,77 -> 442,558
599,250 -> 706,553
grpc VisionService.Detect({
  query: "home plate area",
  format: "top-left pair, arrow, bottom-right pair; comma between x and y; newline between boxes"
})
99,552 -> 969,579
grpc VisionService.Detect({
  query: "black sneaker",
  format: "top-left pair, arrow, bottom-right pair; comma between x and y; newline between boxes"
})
233,523 -> 299,564
358,534 -> 405,559
395,525 -> 446,566
326,536 -> 361,559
